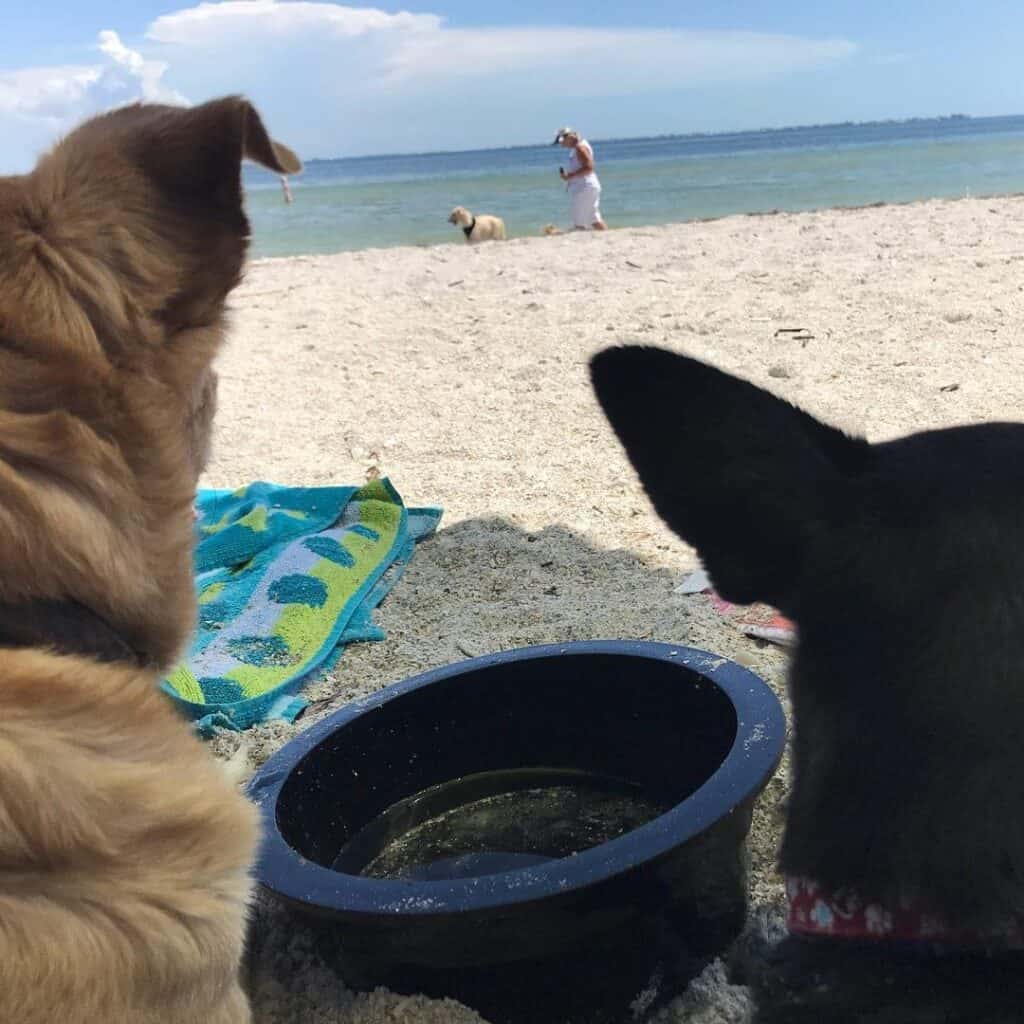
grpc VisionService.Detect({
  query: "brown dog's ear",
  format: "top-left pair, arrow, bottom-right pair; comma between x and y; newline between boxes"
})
40,96 -> 303,342
237,100 -> 302,176
125,95 -> 301,206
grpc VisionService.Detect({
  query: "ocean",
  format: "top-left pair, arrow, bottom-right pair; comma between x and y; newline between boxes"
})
244,114 -> 1024,259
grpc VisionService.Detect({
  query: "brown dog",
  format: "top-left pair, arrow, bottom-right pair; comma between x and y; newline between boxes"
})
0,97 -> 300,1023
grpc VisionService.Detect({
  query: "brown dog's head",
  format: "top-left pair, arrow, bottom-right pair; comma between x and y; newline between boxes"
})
0,97 -> 300,668
0,96 -> 300,364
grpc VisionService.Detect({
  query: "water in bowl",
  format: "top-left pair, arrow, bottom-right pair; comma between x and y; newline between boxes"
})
332,767 -> 670,881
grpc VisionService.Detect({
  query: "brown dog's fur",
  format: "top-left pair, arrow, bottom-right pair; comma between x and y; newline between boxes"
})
0,97 -> 300,1022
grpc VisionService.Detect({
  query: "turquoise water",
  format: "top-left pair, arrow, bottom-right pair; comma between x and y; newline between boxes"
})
245,115 -> 1024,258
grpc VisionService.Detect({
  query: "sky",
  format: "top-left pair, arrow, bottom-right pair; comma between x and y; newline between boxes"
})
2,1 -> 1022,170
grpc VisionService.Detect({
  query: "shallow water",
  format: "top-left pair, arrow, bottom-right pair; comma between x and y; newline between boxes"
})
332,767 -> 669,881
245,114 -> 1024,256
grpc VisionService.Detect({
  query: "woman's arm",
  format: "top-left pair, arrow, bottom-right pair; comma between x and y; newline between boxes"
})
562,142 -> 595,180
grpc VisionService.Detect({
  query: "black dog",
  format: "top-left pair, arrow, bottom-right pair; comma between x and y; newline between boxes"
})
590,345 -> 1024,1021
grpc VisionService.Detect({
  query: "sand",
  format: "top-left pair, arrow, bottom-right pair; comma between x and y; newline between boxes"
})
207,194 -> 1024,1022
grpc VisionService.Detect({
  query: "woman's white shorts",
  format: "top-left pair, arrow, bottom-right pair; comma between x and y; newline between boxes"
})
570,185 -> 602,228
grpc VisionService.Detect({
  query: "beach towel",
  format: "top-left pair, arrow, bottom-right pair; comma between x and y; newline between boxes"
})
162,477 -> 441,733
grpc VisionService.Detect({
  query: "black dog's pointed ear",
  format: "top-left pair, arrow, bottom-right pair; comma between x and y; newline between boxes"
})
590,346 -> 869,609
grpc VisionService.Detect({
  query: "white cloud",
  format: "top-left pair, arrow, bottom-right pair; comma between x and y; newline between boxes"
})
96,29 -> 186,104
377,27 -> 855,95
0,30 -> 185,167
139,1 -> 856,156
0,65 -> 104,123
147,0 -> 440,45
143,3 -> 854,96
0,2 -> 858,169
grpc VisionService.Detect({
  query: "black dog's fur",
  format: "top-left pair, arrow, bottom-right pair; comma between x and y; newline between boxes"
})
590,345 -> 1024,1020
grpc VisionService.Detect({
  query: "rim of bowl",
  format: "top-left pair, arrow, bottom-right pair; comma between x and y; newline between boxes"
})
249,639 -> 786,916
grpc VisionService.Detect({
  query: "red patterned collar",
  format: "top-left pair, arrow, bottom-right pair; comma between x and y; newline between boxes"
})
786,876 -> 1024,950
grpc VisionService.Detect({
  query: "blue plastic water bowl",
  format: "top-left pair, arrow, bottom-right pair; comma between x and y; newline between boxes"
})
250,640 -> 786,1022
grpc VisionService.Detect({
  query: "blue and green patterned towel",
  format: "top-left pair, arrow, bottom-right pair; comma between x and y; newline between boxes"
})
162,478 -> 441,733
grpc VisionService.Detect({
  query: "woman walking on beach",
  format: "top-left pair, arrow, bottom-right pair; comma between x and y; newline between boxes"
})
555,127 -> 607,231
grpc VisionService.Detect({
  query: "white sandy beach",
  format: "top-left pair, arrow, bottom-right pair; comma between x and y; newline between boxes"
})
208,195 -> 1024,1022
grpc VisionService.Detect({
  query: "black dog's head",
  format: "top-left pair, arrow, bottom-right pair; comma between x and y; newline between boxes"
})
591,345 -> 1024,926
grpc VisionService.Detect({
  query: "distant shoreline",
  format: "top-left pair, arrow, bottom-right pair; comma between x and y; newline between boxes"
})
244,116 -> 1024,259
297,111 -> 1016,166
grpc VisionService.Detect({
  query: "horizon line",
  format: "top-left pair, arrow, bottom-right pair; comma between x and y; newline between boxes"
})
295,109 -> 1021,166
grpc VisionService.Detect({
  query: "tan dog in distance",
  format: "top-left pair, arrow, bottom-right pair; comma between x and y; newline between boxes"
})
448,205 -> 506,242
0,96 -> 300,1023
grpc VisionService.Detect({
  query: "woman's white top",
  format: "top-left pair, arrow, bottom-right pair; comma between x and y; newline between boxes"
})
567,140 -> 600,192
